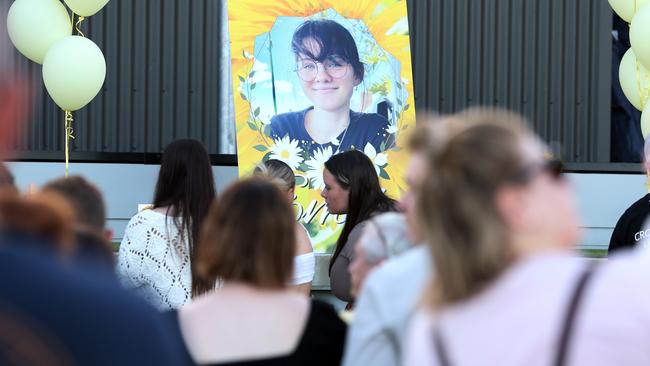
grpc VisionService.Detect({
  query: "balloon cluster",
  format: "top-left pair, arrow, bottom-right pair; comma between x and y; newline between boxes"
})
610,0 -> 650,137
6,0 -> 109,174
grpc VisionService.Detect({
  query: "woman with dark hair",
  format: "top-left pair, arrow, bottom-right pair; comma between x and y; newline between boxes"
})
177,178 -> 346,365
117,139 -> 216,310
269,19 -> 392,155
324,150 -> 397,303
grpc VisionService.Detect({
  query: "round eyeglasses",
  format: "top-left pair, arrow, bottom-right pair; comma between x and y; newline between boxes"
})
295,56 -> 350,82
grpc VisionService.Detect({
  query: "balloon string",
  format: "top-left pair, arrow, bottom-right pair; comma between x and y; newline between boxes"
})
64,110 -> 75,177
75,16 -> 85,37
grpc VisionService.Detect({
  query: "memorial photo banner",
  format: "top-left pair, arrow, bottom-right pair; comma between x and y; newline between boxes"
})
228,0 -> 416,252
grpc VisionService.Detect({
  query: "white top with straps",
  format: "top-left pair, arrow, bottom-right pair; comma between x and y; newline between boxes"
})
291,252 -> 315,285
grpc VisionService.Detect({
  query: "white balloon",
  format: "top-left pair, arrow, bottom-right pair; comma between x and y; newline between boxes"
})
609,0 -> 650,22
619,49 -> 650,111
43,36 -> 107,111
631,4 -> 650,71
64,0 -> 110,17
6,0 -> 72,64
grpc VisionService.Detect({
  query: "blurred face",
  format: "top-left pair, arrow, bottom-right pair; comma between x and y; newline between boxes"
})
321,168 -> 349,214
296,38 -> 360,112
499,138 -> 581,252
399,153 -> 428,243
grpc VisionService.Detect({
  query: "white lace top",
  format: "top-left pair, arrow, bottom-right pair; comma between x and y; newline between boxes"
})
117,210 -> 192,310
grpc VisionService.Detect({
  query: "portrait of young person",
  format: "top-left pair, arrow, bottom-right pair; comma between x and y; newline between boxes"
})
268,19 -> 393,156
229,2 -> 416,252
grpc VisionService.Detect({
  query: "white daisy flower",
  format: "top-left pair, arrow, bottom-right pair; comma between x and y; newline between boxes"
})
363,143 -> 388,176
305,146 -> 334,190
269,136 -> 303,170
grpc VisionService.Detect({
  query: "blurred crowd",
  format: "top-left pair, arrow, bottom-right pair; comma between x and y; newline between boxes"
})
4,8 -> 650,366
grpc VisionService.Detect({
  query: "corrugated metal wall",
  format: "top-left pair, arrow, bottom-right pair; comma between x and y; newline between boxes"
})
407,0 -> 613,163
7,0 -> 613,164
7,0 -> 223,156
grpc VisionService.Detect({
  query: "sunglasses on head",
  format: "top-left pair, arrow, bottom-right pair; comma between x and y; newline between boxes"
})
508,158 -> 564,184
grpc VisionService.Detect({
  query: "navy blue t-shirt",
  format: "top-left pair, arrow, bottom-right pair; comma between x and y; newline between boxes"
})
269,107 -> 393,156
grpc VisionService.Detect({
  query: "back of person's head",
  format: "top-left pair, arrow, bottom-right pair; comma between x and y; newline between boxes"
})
408,114 -> 454,154
325,150 -> 396,272
154,138 -> 215,249
253,159 -> 295,193
0,190 -> 75,253
193,178 -> 295,295
43,176 -> 106,233
359,212 -> 412,264
42,176 -> 114,268
418,107 -> 576,307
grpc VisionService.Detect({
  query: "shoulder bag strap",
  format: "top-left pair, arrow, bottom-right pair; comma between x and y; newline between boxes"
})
553,262 -> 599,366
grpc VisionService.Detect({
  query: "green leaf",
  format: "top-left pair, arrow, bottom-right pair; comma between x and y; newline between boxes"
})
262,151 -> 272,162
396,82 -> 402,90
295,176 -> 306,186
403,104 -> 410,112
298,162 -> 310,172
391,146 -> 402,152
240,92 -> 247,101
254,107 -> 260,117
247,121 -> 258,131
253,144 -> 267,152
379,168 -> 390,180
380,141 -> 386,152
249,70 -> 256,77
251,83 -> 257,90
238,75 -> 246,83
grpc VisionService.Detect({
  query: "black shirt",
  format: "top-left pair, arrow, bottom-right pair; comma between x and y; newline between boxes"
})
609,193 -> 650,253
170,299 -> 347,366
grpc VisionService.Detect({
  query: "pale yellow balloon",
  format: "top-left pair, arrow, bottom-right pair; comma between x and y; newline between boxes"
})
64,0 -> 110,17
631,4 -> 650,70
609,0 -> 650,22
619,49 -> 650,111
43,36 -> 106,111
6,0 -> 72,64
642,105 -> 650,139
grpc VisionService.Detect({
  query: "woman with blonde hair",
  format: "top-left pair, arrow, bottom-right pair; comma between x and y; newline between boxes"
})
253,159 -> 315,295
404,108 -> 650,366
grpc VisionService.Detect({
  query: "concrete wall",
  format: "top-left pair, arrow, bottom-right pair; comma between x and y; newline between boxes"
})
7,162 -> 647,251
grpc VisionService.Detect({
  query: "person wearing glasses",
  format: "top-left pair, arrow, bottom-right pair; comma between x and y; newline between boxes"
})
269,19 -> 392,155
403,109 -> 650,365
